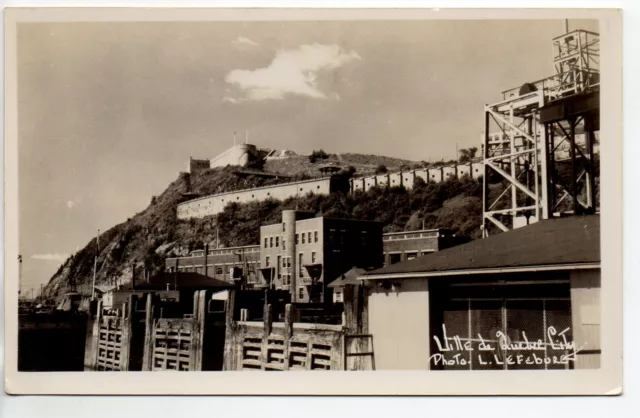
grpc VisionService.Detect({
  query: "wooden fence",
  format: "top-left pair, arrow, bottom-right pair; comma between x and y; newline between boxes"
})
224,302 -> 344,371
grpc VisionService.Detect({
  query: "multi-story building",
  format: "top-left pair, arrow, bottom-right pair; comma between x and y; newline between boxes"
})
165,212 -> 466,303
382,228 -> 466,266
260,210 -> 384,304
165,244 -> 261,287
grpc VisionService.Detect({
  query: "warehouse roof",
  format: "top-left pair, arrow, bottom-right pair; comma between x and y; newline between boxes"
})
123,272 -> 235,291
362,215 -> 600,279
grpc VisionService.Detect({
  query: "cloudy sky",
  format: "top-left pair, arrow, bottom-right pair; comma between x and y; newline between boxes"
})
17,18 -> 597,293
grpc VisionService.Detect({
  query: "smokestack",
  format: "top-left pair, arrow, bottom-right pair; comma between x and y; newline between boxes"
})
204,243 -> 209,278
132,263 -> 136,290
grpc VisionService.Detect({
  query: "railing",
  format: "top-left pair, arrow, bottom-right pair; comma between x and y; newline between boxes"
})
501,69 -> 599,103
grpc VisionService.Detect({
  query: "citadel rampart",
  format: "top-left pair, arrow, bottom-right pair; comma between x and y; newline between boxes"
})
177,176 -> 342,219
177,160 -> 482,220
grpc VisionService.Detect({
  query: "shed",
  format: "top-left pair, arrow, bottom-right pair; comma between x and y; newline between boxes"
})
360,215 -> 601,371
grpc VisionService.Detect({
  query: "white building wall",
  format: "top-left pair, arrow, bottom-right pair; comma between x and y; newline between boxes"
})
570,269 -> 601,369
442,166 -> 456,180
427,167 -> 443,183
177,177 -> 333,219
457,163 -> 471,178
388,172 -> 403,188
402,171 -> 416,190
470,162 -> 483,178
375,174 -> 390,187
367,278 -> 431,370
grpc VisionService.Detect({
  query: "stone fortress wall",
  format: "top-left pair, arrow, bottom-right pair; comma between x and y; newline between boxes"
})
350,161 -> 482,193
177,160 -> 483,220
177,177 -> 337,219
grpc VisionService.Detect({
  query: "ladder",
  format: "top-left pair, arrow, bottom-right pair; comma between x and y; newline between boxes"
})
343,334 -> 376,371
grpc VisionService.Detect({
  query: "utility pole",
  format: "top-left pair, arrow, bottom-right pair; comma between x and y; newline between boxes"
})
91,229 -> 100,300
18,254 -> 22,299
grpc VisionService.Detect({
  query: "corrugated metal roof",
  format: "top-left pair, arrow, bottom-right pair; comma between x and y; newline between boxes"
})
363,215 -> 600,278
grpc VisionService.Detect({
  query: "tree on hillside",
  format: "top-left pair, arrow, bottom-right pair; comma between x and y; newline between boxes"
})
309,149 -> 330,163
459,146 -> 479,163
375,164 -> 388,174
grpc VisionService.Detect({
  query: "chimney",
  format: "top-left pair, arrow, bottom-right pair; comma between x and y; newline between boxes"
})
204,243 -> 209,278
132,263 -> 136,290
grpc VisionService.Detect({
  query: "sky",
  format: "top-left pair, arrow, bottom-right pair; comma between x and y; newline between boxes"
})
17,18 -> 598,294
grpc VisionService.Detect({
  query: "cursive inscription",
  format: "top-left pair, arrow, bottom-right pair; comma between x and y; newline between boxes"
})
430,324 -> 581,368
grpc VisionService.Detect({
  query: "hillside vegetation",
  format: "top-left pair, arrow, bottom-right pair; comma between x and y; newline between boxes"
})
43,154 -> 489,300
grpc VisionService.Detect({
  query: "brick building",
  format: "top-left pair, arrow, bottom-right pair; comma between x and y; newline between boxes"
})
165,244 -> 261,287
382,229 -> 466,266
260,210 -> 384,304
165,212 -> 465,303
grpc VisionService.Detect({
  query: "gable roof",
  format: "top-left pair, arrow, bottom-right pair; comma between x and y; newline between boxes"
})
363,215 -> 600,279
327,267 -> 368,288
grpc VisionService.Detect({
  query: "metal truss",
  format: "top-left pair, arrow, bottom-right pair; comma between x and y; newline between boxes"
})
481,29 -> 599,237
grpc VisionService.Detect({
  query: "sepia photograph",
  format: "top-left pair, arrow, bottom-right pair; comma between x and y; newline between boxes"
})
3,7 -> 622,395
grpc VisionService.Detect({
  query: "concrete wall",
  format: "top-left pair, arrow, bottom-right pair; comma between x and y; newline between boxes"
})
210,144 -> 258,169
349,161 -> 483,193
367,278 -> 431,370
177,177 -> 334,219
570,269 -> 601,369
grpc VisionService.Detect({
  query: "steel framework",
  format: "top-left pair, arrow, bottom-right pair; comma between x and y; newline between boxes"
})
481,29 -> 600,237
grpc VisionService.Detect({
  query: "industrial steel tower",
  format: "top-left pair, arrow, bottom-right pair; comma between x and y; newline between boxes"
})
481,25 -> 600,237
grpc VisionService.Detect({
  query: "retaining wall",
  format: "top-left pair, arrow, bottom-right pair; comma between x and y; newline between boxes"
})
177,177 -> 336,219
177,161 -> 483,220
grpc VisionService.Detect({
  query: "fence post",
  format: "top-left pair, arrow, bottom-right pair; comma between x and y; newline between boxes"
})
120,295 -> 135,371
222,288 -> 236,371
142,293 -> 154,371
260,304 -> 273,370
85,300 -> 102,371
192,290 -> 209,371
283,303 -> 298,371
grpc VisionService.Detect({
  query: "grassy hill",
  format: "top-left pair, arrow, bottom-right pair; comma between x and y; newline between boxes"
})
43,154 -> 486,300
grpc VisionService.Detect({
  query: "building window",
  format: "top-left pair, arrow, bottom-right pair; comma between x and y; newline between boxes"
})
311,252 -> 316,263
406,252 -> 418,261
283,240 -> 286,250
270,237 -> 273,248
299,253 -> 304,276
277,256 -> 281,280
283,223 -> 286,232
299,287 -> 305,301
296,234 -> 299,244
302,233 -> 306,244
361,230 -> 368,246
276,236 -> 280,247
329,229 -> 336,245
264,238 -> 268,248
307,232 -> 312,243
314,231 -> 318,242
265,256 -> 270,267
389,253 -> 402,265
340,229 -> 346,245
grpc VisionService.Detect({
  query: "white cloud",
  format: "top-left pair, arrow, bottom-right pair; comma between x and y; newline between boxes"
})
31,253 -> 69,262
224,43 -> 361,102
232,36 -> 260,49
